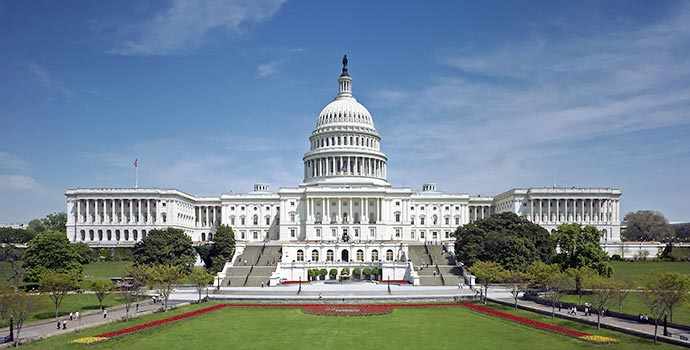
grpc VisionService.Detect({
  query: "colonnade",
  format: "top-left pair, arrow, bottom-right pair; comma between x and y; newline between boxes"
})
306,197 -> 382,225
305,156 -> 386,179
468,205 -> 492,222
529,198 -> 619,224
195,205 -> 221,227
73,198 -> 158,225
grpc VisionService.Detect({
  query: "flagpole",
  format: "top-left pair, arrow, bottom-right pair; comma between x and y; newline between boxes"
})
135,165 -> 138,189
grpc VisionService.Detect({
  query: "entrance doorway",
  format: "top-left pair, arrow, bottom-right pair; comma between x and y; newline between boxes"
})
341,249 -> 349,262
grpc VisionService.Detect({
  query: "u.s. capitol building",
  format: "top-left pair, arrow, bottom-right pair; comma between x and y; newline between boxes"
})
65,57 -> 623,285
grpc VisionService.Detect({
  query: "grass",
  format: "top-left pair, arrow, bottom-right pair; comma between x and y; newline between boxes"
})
83,261 -> 133,279
610,261 -> 690,287
18,303 -> 686,350
562,292 -> 690,325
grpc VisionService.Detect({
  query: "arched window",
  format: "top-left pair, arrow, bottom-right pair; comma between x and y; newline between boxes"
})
124,230 -> 129,240
312,250 -> 319,262
230,216 -> 235,225
106,230 -> 112,240
265,216 -> 271,225
386,249 -> 394,262
98,230 -> 103,241
343,212 -> 348,223
133,230 -> 138,241
142,230 -> 147,239
253,214 -> 258,225
115,230 -> 121,241
89,230 -> 94,241
371,249 -> 379,261
327,249 -> 334,262
356,249 -> 364,262
432,215 -> 438,225
296,250 -> 304,262
410,216 -> 415,225
80,230 -> 85,241
240,216 -> 246,225
420,216 -> 426,225
201,232 -> 206,241
444,216 -> 450,225
394,212 -> 401,223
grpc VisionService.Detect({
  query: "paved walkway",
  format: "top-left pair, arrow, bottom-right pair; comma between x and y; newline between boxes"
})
494,297 -> 690,345
0,299 -> 184,346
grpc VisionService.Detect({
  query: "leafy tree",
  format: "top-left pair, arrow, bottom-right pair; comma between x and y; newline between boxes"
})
455,213 -> 555,271
23,231 -> 82,283
146,264 -> 185,311
0,245 -> 24,287
526,261 -> 561,290
643,275 -> 673,343
586,275 -> 617,329
352,267 -> 361,280
623,210 -> 674,242
188,266 -> 213,302
122,265 -> 148,321
39,271 -> 80,320
133,228 -> 195,270
0,227 -> 35,244
613,279 -> 633,313
319,269 -> 327,280
362,267 -> 371,280
88,279 -> 114,310
0,287 -> 34,346
307,269 -> 317,281
470,261 -> 507,303
43,212 -> 67,233
26,219 -> 46,235
653,272 -> 690,322
329,268 -> 338,280
72,242 -> 98,264
674,223 -> 690,242
208,225 -> 236,273
526,261 -> 570,318
553,224 -> 612,276
565,266 -> 596,305
340,268 -> 350,280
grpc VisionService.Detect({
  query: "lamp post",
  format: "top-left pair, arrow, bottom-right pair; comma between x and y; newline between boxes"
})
298,276 -> 302,295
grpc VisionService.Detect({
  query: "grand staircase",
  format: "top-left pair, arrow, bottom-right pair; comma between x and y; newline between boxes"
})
408,244 -> 465,286
223,244 -> 281,287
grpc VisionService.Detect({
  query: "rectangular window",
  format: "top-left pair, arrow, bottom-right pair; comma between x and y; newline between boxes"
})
315,228 -> 321,237
241,231 -> 246,239
369,227 -> 375,237
395,228 -> 401,238
420,231 -> 425,239
354,228 -> 359,237
332,228 -> 337,237
253,231 -> 258,239
290,228 -> 296,238
445,231 -> 450,239
411,230 -> 415,239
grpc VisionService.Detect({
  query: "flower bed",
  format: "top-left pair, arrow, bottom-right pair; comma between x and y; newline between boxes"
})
302,304 -> 393,316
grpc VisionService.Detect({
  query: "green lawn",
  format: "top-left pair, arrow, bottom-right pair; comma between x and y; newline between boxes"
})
610,261 -> 690,287
83,261 -> 133,279
18,303 -> 684,350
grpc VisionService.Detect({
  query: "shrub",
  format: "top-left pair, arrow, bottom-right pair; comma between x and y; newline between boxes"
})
610,254 -> 622,261
362,267 -> 371,280
329,268 -> 338,280
352,268 -> 361,280
319,269 -> 327,280
340,268 -> 350,280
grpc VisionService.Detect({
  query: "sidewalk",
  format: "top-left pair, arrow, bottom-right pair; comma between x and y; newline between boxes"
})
492,297 -> 690,347
0,299 -> 182,346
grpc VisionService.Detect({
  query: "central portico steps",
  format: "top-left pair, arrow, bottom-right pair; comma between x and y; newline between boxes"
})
224,244 -> 281,287
408,244 -> 464,286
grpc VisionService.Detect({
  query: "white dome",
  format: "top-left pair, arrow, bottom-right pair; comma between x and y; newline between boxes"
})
316,96 -> 374,128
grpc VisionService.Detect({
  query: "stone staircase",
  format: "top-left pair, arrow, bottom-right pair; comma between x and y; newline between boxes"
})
223,244 -> 281,287
409,244 -> 465,286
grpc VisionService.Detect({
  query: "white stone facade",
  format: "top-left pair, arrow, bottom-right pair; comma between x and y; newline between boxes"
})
64,57 -> 622,281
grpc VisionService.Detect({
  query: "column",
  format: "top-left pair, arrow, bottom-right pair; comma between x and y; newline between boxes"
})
364,198 -> 369,223
529,199 -> 533,221
338,199 -> 342,223
325,198 -> 330,223
137,199 -> 142,224
589,199 -> 593,223
349,198 -> 352,223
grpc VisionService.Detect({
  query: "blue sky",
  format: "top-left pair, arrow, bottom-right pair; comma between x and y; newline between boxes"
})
1,0 -> 689,223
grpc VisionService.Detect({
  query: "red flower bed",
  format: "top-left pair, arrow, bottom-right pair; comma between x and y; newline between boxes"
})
302,304 -> 393,316
460,302 -> 590,338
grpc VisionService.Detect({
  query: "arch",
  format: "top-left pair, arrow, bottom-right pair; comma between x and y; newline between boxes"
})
106,230 -> 112,241
124,230 -> 129,241
386,249 -> 394,262
80,230 -> 85,241
356,249 -> 364,262
253,214 -> 258,225
327,249 -> 334,262
98,230 -> 103,241
201,232 -> 206,241
115,230 -> 121,241
89,230 -> 94,241
133,230 -> 138,241
142,230 -> 147,239
311,249 -> 319,262
341,249 -> 349,262
296,249 -> 304,262
371,249 -> 379,261
208,233 -> 213,241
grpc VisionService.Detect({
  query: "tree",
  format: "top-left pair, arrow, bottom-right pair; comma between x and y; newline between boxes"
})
0,227 -> 35,244
352,267 -> 362,280
553,224 -> 612,276
72,243 -> 98,265
39,271 -> 79,320
133,228 -> 195,270
504,270 -> 529,309
188,267 -> 213,302
455,213 -> 555,271
42,212 -> 67,233
23,231 -> 82,283
656,273 -> 690,322
362,267 -> 372,280
121,265 -> 148,321
643,276 -> 671,343
0,288 -> 34,346
623,210 -> 674,242
88,279 -> 114,310
329,268 -> 338,280
0,244 -> 24,287
470,261 -> 506,303
340,268 -> 350,280
209,225 -> 236,273
526,261 -> 569,318
586,275 -> 617,329
146,264 -> 185,311
613,280 -> 633,313
565,266 -> 596,305
319,269 -> 327,281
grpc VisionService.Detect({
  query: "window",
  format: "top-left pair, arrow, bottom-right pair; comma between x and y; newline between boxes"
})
315,228 -> 321,237
445,231 -> 450,239
433,215 -> 438,225
312,250 -> 319,261
386,249 -> 394,262
201,232 -> 206,241
230,216 -> 235,225
420,231 -> 425,239
296,250 -> 304,262
411,230 -> 415,239
356,249 -> 364,261
410,216 -> 415,225
80,230 -> 85,241
253,231 -> 258,239
445,217 -> 450,225
209,233 -> 213,241
327,250 -> 334,262
106,230 -> 112,240
133,230 -> 138,241
332,228 -> 337,237
394,212 -> 401,223
240,216 -> 245,225
432,231 -> 438,239
455,216 -> 460,225
124,230 -> 129,240
354,228 -> 359,237
290,212 -> 296,223
395,228 -> 401,238
241,231 -> 246,239
420,216 -> 425,225
253,214 -> 258,225
265,216 -> 271,225
369,227 -> 375,237
371,250 -> 379,261
290,228 -> 296,238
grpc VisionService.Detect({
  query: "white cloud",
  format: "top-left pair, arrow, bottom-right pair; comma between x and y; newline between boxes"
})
0,151 -> 28,172
112,0 -> 286,56
256,60 -> 281,78
26,63 -> 72,97
0,175 -> 40,192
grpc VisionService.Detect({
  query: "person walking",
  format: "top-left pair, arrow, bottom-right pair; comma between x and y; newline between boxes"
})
103,309 -> 108,319
75,311 -> 80,321
62,320 -> 67,330
69,312 -> 74,321
136,303 -> 140,312
57,320 -> 61,330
